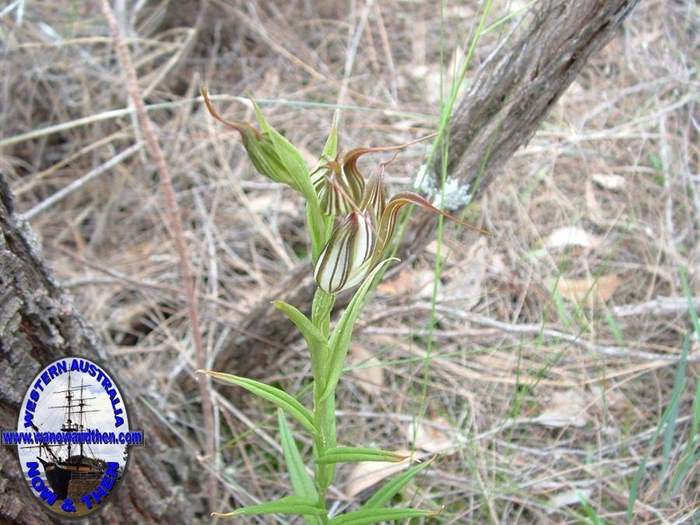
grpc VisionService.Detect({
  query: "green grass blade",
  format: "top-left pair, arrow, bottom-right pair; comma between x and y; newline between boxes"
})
578,491 -> 607,525
328,508 -> 434,525
669,449 -> 700,496
316,447 -> 407,465
626,334 -> 690,519
604,307 -> 624,345
667,269 -> 700,496
689,371 -> 700,455
321,258 -> 397,401
681,266 -> 700,451
201,370 -> 316,434
362,459 -> 432,509
661,335 -> 689,478
680,268 -> 700,336
212,495 -> 324,518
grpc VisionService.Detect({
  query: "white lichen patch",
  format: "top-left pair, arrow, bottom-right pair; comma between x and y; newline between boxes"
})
414,163 -> 472,211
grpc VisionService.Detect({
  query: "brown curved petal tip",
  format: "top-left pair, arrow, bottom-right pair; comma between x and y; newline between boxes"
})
341,132 -> 438,165
389,191 -> 489,236
200,86 -> 259,138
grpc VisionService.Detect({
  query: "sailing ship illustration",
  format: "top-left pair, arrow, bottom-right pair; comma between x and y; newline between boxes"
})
26,371 -> 109,500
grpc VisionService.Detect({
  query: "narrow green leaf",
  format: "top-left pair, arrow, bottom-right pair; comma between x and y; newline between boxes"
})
578,491 -> 607,525
314,390 -> 337,493
274,300 -> 327,380
302,183 -> 326,255
200,370 -> 316,434
661,335 -> 689,478
316,447 -> 407,465
669,449 -> 700,496
363,459 -> 432,509
627,334 -> 690,518
328,508 -> 434,525
212,495 -> 324,518
680,268 -> 700,336
321,111 -> 339,160
321,258 -> 397,401
278,410 -> 318,498
689,368 -> 700,455
671,266 -> 700,496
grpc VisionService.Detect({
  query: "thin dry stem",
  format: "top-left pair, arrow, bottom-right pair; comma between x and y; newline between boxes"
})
98,0 -> 218,511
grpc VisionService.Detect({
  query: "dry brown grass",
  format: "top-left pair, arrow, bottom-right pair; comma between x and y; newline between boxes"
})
2,1 -> 699,523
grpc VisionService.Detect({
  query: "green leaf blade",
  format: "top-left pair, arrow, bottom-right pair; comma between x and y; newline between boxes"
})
278,411 -> 322,525
321,111 -> 339,160
626,334 -> 691,518
274,300 -> 327,380
316,447 -> 407,465
213,496 -> 324,518
201,370 -> 316,434
321,258 -> 397,401
661,335 -> 690,477
363,460 -> 432,509
328,508 -> 435,525
307,200 -> 330,262
278,410 -> 318,498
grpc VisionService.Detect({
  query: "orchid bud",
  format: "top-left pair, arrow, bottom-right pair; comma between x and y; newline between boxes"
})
316,162 -> 356,216
339,152 -> 366,204
360,167 -> 387,224
312,159 -> 365,217
314,212 -> 374,294
313,145 -> 404,218
201,87 -> 304,193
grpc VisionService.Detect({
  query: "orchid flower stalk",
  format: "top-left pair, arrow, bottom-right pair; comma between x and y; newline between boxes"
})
199,88 -> 478,523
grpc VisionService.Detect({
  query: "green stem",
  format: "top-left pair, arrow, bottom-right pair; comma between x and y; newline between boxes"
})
310,288 -> 336,521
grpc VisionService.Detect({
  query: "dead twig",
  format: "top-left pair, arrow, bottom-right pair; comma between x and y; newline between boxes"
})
98,0 -> 218,510
21,142 -> 143,220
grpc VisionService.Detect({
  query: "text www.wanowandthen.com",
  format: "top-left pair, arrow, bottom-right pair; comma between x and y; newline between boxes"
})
2,429 -> 144,446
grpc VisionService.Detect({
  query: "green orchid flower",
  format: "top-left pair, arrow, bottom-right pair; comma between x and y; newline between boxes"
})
200,87 -> 485,523
312,150 -> 482,294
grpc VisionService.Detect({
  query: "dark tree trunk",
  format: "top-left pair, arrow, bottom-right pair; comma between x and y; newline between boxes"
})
436,0 -> 639,198
207,0 -> 640,380
0,176 -> 191,524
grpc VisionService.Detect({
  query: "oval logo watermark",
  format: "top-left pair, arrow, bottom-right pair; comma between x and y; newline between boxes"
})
3,357 -> 143,519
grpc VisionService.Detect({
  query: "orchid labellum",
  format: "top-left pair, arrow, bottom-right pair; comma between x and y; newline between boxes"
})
311,148 -> 477,294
